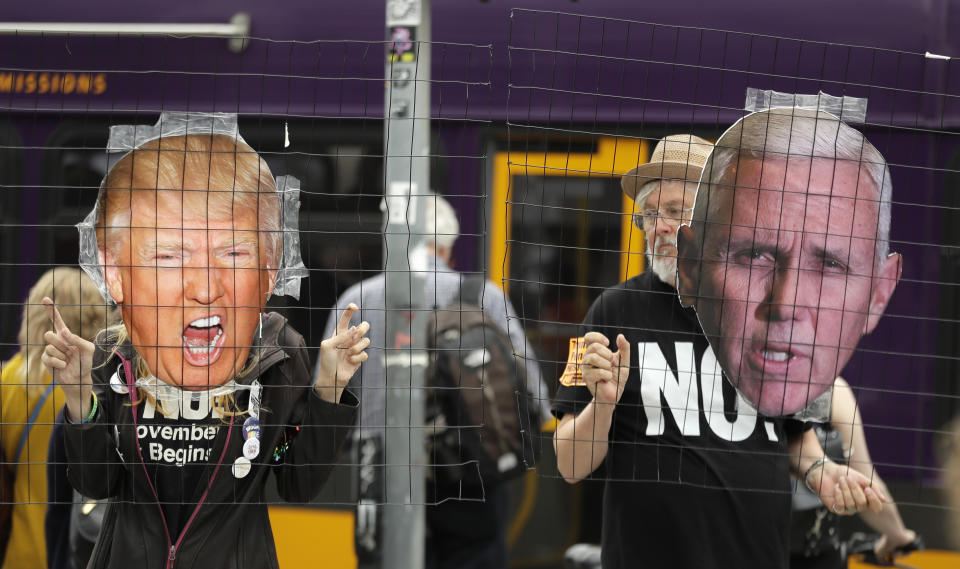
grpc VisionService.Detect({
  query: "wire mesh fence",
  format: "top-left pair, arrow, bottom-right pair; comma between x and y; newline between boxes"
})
0,5 -> 958,569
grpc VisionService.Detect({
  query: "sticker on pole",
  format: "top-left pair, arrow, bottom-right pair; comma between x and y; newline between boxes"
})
386,0 -> 421,27
389,26 -> 417,63
384,182 -> 418,226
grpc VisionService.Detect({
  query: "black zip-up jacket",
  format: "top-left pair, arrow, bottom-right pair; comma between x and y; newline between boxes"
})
63,312 -> 358,569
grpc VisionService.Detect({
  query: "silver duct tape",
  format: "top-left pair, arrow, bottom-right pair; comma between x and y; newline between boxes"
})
744,88 -> 868,124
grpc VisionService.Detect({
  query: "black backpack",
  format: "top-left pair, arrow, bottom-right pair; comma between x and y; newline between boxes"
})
425,276 -> 541,496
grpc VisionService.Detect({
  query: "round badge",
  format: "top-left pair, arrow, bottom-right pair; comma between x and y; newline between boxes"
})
243,437 -> 261,460
243,417 -> 261,440
109,371 -> 129,394
232,456 -> 252,479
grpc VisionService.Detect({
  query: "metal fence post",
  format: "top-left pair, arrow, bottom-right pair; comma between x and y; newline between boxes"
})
381,0 -> 430,567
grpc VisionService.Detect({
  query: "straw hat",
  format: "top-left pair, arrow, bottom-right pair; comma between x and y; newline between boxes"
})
620,134 -> 713,200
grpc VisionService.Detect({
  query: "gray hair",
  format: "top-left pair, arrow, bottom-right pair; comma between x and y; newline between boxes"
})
634,180 -> 659,264
634,180 -> 661,211
694,108 -> 893,264
424,192 -> 459,250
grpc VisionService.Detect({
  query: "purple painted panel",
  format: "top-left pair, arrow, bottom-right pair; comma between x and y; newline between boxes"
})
0,0 -> 953,123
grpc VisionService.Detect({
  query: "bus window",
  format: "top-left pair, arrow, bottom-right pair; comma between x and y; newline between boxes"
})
41,123 -> 109,270
507,174 -> 625,396
255,125 -> 387,342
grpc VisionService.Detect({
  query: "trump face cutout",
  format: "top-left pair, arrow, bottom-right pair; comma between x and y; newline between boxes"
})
97,134 -> 280,389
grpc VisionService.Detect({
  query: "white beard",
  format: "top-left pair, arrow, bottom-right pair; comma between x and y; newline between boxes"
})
649,235 -> 678,288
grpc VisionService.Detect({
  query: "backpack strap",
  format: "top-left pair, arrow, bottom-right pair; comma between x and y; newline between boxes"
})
459,274 -> 486,307
14,382 -> 56,463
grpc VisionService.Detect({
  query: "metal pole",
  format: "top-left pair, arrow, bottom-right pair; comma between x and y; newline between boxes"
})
0,13 -> 252,52
381,0 -> 429,568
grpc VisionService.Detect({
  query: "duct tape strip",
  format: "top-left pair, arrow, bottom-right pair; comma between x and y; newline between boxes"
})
744,88 -> 867,124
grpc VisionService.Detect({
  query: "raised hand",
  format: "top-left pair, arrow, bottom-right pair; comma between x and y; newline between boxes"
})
315,303 -> 370,403
40,297 -> 96,422
581,332 -> 631,407
806,459 -> 886,516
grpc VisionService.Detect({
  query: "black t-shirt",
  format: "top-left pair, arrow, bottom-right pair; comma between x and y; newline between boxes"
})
135,390 -> 223,535
552,272 -> 805,569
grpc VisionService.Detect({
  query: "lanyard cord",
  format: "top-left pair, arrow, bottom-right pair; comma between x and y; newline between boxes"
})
120,355 -> 236,569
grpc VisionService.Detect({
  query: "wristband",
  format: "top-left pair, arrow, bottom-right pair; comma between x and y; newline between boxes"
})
802,456 -> 829,493
80,392 -> 99,425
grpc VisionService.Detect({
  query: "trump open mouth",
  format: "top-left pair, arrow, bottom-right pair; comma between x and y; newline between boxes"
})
182,315 -> 226,366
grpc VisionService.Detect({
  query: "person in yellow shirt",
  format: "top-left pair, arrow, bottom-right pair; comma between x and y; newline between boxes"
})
0,267 -> 113,569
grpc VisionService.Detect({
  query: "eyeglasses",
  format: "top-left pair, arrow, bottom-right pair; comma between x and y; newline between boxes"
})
632,205 -> 694,229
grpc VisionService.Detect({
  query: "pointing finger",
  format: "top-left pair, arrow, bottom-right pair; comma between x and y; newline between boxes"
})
336,303 -> 359,335
43,297 -> 69,336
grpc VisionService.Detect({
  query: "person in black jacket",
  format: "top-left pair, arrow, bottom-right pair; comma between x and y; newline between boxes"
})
40,131 -> 369,569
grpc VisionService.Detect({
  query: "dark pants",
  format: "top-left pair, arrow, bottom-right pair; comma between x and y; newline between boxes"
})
426,485 -> 510,569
